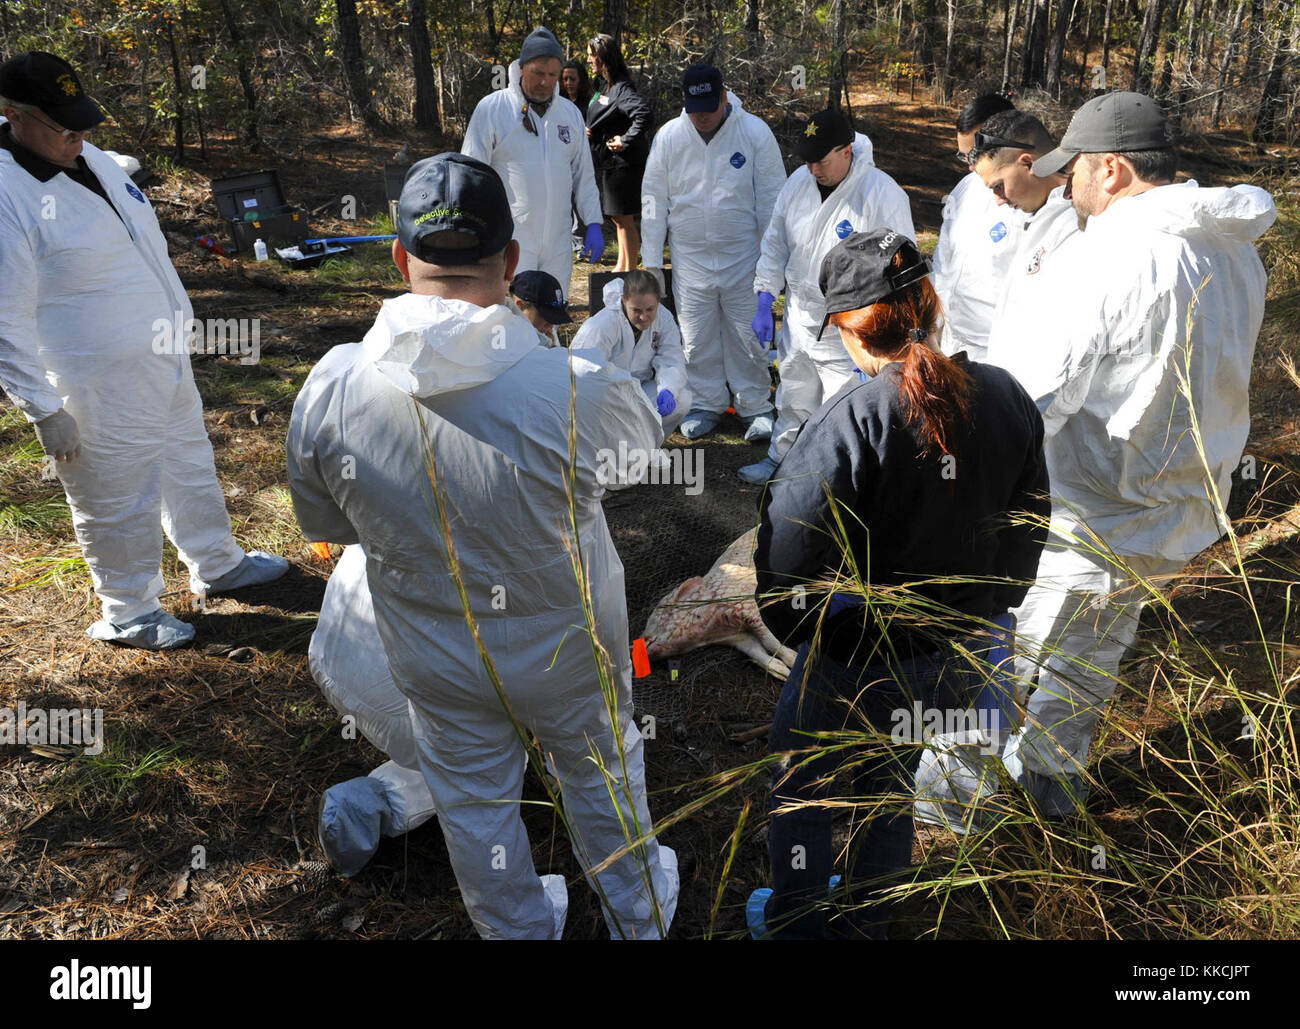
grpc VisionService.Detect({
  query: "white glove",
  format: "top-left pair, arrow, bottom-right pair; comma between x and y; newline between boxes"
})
34,409 -> 82,462
645,266 -> 666,295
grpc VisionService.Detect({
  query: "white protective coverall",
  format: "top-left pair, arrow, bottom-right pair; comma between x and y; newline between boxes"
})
0,133 -> 247,622
309,543 -> 439,876
639,91 -> 786,418
932,171 -> 1020,361
461,62 -> 603,293
999,182 -> 1277,814
288,293 -> 678,939
983,188 -> 1083,392
570,278 -> 691,435
753,135 -> 916,462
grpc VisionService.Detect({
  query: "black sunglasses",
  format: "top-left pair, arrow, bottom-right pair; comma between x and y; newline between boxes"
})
971,130 -> 1036,155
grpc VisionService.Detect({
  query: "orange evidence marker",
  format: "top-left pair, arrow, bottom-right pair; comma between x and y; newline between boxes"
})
310,541 -> 333,562
632,638 -> 651,678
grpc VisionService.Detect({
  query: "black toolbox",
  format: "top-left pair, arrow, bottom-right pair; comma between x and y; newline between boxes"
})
211,170 -> 309,254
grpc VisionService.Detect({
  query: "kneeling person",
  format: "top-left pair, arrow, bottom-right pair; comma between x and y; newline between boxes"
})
509,269 -> 571,348
570,269 -> 691,436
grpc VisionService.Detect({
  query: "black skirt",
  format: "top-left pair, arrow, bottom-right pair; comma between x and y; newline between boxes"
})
599,161 -> 644,216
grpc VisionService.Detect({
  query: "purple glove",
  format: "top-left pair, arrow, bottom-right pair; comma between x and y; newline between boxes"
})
752,291 -> 775,344
656,389 -> 676,417
826,592 -> 863,617
583,223 -> 606,263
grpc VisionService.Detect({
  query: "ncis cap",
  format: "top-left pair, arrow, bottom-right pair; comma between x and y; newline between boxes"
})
510,270 -> 571,324
1033,91 -> 1171,177
0,51 -> 104,131
682,64 -> 723,113
397,153 -> 514,264
817,228 -> 931,339
795,109 -> 854,162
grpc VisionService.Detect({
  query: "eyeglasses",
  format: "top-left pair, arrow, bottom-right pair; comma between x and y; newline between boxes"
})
521,104 -> 538,136
955,148 -> 974,166
18,106 -> 88,140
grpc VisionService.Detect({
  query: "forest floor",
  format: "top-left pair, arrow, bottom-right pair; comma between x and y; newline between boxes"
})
2,86 -> 1299,939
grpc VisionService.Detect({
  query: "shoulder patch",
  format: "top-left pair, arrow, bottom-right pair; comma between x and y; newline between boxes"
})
125,182 -> 146,203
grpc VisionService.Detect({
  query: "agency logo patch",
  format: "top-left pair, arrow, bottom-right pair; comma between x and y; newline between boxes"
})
125,183 -> 146,203
989,221 -> 1008,243
835,219 -> 854,239
558,124 -> 571,144
730,151 -> 746,169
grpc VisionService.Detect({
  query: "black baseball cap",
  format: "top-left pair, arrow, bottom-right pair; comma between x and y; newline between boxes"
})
510,270 -> 571,324
795,109 -> 854,162
1033,91 -> 1171,177
0,51 -> 104,131
397,153 -> 514,264
816,229 -> 931,339
682,64 -> 723,113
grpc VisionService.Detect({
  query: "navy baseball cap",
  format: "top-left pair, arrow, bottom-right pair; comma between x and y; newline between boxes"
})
0,51 -> 104,131
397,153 -> 514,264
795,109 -> 854,162
817,229 -> 930,339
510,270 -> 571,324
682,64 -> 723,113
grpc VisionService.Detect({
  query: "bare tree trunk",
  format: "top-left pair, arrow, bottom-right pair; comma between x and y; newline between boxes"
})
1002,0 -> 1022,90
1100,0 -> 1114,80
337,0 -> 380,129
217,0 -> 258,141
943,0 -> 957,99
1253,4 -> 1295,140
603,0 -> 626,43
165,19 -> 185,164
743,0 -> 762,94
1156,0 -> 1186,100
1177,0 -> 1208,113
828,0 -> 846,109
1077,0 -> 1095,88
1021,0 -> 1050,87
1240,0 -> 1265,86
1047,0 -> 1078,95
1211,0 -> 1247,127
1131,0 -> 1168,93
407,0 -> 440,130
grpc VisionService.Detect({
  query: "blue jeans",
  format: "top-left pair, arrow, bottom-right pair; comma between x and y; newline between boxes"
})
765,640 -> 975,939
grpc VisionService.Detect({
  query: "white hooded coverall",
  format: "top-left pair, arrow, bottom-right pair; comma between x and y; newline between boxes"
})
0,134 -> 247,622
288,293 -> 679,939
570,277 -> 691,435
932,170 -> 1020,361
639,91 -> 786,418
983,187 -> 1083,394
310,543 -> 439,876
753,134 -> 916,463
1000,182 -> 1277,813
461,62 -> 603,294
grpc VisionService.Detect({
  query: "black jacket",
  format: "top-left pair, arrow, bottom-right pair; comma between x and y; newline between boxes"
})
586,78 -> 652,171
755,355 -> 1050,666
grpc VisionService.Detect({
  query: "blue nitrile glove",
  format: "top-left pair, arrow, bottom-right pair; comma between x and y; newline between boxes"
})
826,592 -> 863,617
752,291 -> 775,344
583,223 -> 606,263
973,612 -> 1018,736
656,389 -> 676,417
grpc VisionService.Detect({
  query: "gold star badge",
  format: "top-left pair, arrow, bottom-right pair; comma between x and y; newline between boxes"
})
804,121 -> 818,138
57,74 -> 79,96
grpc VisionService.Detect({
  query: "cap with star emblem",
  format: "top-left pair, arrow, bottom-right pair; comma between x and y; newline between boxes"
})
0,51 -> 104,131
794,108 -> 854,162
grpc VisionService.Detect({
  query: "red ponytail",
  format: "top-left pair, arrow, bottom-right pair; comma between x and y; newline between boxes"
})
828,262 -> 973,457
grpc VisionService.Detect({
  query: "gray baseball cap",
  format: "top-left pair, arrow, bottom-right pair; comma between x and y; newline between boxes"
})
1032,91 -> 1171,177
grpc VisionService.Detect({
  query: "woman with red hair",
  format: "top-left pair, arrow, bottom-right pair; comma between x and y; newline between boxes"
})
749,229 -> 1050,939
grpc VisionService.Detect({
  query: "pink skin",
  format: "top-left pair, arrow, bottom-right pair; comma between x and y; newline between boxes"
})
561,68 -> 581,102
622,290 -> 659,332
687,92 -> 726,135
3,105 -> 87,168
520,57 -> 560,105
806,144 -> 852,188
